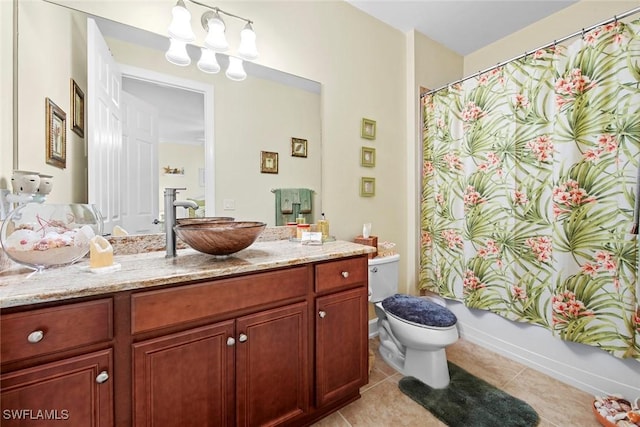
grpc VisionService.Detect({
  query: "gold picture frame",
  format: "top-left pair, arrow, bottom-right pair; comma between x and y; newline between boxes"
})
71,79 -> 85,138
291,137 -> 308,158
360,177 -> 375,197
260,151 -> 279,174
361,146 -> 376,167
46,97 -> 66,169
361,118 -> 376,140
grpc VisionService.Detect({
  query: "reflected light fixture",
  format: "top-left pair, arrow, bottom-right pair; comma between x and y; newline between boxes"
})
197,47 -> 220,74
166,0 -> 258,81
225,56 -> 247,81
166,38 -> 191,66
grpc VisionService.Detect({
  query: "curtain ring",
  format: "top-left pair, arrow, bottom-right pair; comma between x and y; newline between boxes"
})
581,28 -> 585,39
614,15 -> 618,24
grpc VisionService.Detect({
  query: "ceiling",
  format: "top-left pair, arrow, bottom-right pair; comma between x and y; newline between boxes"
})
345,0 -> 579,55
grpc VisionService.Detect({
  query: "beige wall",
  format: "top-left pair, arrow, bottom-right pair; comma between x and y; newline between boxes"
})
1,1 -> 14,191
13,1 -> 87,203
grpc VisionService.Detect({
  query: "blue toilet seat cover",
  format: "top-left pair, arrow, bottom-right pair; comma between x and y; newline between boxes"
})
382,294 -> 457,328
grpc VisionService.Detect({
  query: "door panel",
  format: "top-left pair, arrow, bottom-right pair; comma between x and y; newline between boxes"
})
132,321 -> 235,427
87,17 -> 122,235
316,287 -> 368,406
236,302 -> 309,426
1,349 -> 113,426
121,91 -> 159,234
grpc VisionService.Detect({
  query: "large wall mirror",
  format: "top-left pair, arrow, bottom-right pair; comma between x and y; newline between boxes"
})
17,0 -> 322,235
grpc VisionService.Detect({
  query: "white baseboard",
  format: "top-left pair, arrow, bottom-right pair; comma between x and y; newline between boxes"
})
368,303 -> 640,399
450,302 -> 640,399
368,318 -> 378,338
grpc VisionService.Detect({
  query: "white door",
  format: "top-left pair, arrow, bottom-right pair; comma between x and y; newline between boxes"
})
121,91 -> 159,234
87,18 -> 122,235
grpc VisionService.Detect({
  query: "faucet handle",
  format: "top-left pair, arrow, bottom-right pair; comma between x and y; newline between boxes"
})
164,187 -> 187,196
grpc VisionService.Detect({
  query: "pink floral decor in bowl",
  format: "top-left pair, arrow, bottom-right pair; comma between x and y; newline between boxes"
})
1,203 -> 103,271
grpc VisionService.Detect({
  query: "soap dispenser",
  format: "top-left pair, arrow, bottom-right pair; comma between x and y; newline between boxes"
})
318,213 -> 330,238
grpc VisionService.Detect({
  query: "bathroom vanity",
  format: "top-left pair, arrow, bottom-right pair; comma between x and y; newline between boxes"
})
0,239 -> 374,426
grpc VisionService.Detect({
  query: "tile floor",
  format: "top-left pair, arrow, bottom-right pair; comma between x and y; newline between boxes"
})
312,338 -> 601,427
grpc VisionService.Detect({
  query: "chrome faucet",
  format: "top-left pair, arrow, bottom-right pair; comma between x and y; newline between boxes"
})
164,188 -> 199,258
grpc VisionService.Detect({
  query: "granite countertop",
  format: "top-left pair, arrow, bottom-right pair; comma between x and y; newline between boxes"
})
0,240 -> 376,309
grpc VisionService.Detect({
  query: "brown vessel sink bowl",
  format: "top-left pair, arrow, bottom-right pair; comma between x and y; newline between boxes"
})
174,221 -> 266,256
176,217 -> 235,226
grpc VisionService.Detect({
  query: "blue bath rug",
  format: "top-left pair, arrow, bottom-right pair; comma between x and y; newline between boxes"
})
399,362 -> 539,427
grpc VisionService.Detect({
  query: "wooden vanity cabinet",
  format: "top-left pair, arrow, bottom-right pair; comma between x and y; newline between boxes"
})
130,267 -> 310,427
0,299 -> 114,426
314,258 -> 369,408
0,253 -> 370,427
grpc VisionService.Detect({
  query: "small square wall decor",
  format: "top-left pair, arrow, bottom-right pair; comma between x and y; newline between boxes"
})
261,151 -> 279,174
361,118 -> 376,140
71,79 -> 85,138
46,97 -> 66,169
361,146 -> 375,167
360,177 -> 375,197
291,138 -> 307,158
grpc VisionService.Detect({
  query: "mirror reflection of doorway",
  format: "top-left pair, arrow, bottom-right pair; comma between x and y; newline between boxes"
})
88,18 -> 211,235
122,75 -> 207,230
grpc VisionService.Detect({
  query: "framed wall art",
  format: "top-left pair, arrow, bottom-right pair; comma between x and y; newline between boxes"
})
46,97 -> 66,169
361,146 -> 376,167
71,79 -> 85,138
291,137 -> 308,158
361,118 -> 376,140
261,151 -> 279,174
360,177 -> 375,197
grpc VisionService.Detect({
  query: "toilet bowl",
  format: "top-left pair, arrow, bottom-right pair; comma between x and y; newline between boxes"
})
369,254 -> 459,388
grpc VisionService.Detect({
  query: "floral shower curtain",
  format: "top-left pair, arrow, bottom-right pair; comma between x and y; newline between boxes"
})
420,19 -> 640,361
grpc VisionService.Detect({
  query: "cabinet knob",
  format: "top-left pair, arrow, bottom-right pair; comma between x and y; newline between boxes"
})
341,271 -> 349,278
318,310 -> 326,318
227,337 -> 236,346
95,371 -> 109,384
27,330 -> 44,343
238,333 -> 248,343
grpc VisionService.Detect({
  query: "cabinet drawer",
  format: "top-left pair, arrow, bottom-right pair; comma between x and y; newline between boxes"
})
1,299 -> 113,364
131,266 -> 309,334
315,257 -> 367,293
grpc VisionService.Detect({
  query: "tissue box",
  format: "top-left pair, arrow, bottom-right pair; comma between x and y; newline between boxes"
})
354,235 -> 378,258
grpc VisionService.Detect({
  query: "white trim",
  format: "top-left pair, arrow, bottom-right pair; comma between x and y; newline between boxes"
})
368,318 -> 379,338
118,64 -> 216,216
368,299 -> 640,398
447,301 -> 640,399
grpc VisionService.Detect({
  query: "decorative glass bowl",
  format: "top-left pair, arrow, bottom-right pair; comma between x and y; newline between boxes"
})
174,221 -> 265,256
1,203 -> 103,271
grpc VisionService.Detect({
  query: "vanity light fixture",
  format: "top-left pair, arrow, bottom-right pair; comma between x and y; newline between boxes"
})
166,0 -> 258,81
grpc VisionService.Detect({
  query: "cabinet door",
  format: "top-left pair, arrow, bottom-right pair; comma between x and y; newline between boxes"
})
132,321 -> 235,427
316,287 -> 368,406
236,302 -> 309,427
1,349 -> 113,426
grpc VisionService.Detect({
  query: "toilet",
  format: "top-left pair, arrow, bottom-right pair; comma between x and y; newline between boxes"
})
369,254 -> 459,388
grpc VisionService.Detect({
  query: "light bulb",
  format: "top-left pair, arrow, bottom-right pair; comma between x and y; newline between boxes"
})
197,48 -> 220,74
167,0 -> 195,42
204,11 -> 229,52
165,38 -> 191,66
226,56 -> 247,81
238,22 -> 258,61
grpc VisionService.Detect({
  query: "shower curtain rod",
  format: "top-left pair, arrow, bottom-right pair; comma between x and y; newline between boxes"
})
423,5 -> 640,97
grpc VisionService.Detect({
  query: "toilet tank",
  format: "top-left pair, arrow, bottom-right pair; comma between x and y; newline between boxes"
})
368,254 -> 400,302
